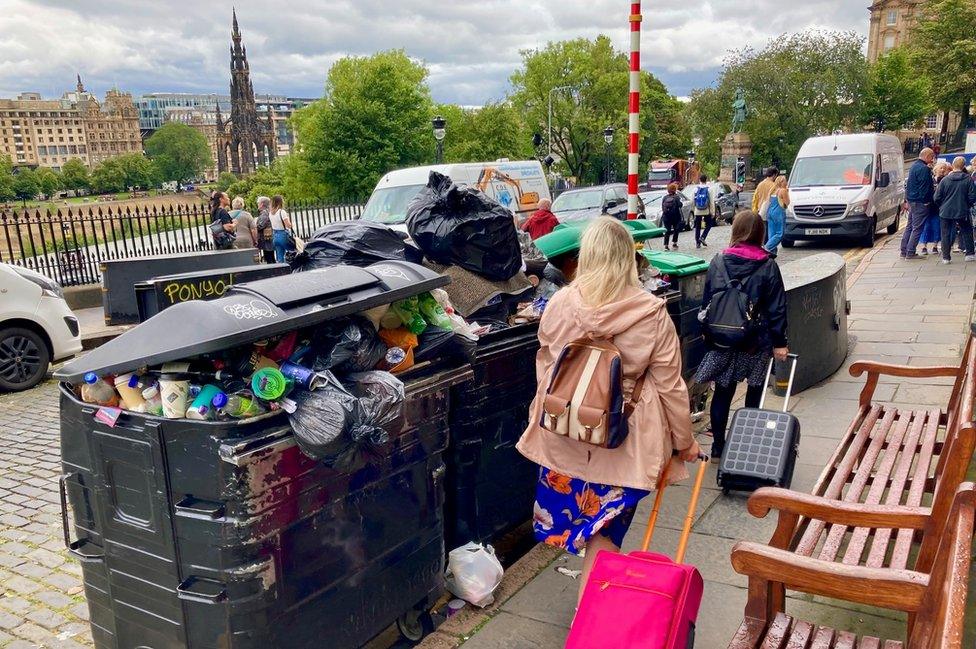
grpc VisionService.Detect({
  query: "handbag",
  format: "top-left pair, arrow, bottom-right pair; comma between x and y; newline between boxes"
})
758,198 -> 770,220
286,230 -> 305,253
209,220 -> 236,250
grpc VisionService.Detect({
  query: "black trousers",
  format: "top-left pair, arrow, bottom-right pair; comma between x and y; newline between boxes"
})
262,249 -> 276,264
710,381 -> 764,453
694,212 -> 714,244
941,219 -> 974,260
662,219 -> 680,246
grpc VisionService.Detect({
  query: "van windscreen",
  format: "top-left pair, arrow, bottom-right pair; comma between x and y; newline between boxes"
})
790,154 -> 874,187
360,184 -> 425,224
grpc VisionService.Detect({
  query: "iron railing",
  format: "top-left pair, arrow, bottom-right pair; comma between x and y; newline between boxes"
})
0,199 -> 364,287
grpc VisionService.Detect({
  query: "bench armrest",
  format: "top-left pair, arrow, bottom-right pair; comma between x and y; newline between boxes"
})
747,488 -> 930,530
849,361 -> 958,407
732,541 -> 928,612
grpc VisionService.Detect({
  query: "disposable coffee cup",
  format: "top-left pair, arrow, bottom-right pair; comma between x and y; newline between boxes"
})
158,374 -> 190,419
114,373 -> 146,412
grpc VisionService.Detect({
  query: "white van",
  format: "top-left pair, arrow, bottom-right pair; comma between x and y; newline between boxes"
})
360,160 -> 551,227
784,133 -> 905,248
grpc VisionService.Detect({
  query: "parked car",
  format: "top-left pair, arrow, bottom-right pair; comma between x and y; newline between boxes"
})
551,184 -> 646,224
680,182 -> 740,226
0,263 -> 82,391
784,133 -> 904,248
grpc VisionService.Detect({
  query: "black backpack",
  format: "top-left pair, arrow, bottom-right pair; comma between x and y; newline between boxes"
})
661,195 -> 681,220
699,257 -> 758,350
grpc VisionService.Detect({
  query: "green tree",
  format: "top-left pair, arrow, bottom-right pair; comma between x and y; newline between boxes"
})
215,172 -> 238,193
686,30 -> 867,173
0,155 -> 16,203
292,50 -> 435,199
59,158 -> 90,192
35,167 -> 62,198
89,159 -> 126,194
859,49 -> 931,132
12,169 -> 40,205
908,0 -> 976,143
437,102 -> 536,163
510,36 -> 690,184
89,154 -> 157,194
144,122 -> 211,182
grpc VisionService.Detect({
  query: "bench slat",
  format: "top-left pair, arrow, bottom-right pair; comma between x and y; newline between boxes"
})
810,627 -> 835,649
866,408 -> 941,568
881,641 -> 903,649
797,405 -> 886,556
840,410 -> 917,565
760,613 -> 793,649
834,631 -> 857,649
785,620 -> 815,649
891,407 -> 943,566
815,408 -> 899,562
729,617 -> 766,649
857,638 -> 881,649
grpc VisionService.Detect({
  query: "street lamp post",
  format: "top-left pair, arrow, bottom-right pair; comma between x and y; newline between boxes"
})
432,115 -> 446,164
548,85 -> 575,157
686,150 -> 697,185
603,125 -> 615,183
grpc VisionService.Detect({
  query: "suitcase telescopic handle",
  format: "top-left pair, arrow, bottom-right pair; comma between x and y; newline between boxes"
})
640,456 -> 708,563
758,353 -> 799,412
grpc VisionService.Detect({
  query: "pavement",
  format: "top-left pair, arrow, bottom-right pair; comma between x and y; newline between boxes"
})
420,233 -> 976,648
0,223 -> 972,648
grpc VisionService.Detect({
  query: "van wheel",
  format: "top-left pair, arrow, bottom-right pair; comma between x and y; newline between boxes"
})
886,214 -> 900,235
859,218 -> 877,248
782,238 -> 795,248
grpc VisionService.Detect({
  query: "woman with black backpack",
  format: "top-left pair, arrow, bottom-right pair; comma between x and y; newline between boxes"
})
660,183 -> 684,250
696,210 -> 788,461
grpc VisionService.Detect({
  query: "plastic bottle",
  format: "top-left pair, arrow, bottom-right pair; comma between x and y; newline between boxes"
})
142,386 -> 164,416
114,373 -> 147,411
218,393 -> 266,419
418,293 -> 453,330
251,367 -> 294,401
185,385 -> 224,421
80,373 -> 120,407
389,297 -> 427,335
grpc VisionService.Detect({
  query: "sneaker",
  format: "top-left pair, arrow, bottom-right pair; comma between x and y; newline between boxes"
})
664,245 -> 670,251
904,254 -> 921,260
696,243 -> 702,249
920,248 -> 928,256
942,259 -> 951,265
933,247 -> 940,254
700,240 -> 708,247
966,255 -> 976,262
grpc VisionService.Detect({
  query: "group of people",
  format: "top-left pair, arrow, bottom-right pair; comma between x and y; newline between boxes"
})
209,192 -> 294,263
518,209 -> 787,600
658,174 -> 718,251
901,148 -> 976,263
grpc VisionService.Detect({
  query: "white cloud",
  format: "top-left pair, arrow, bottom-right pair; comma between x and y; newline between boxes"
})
0,0 -> 869,103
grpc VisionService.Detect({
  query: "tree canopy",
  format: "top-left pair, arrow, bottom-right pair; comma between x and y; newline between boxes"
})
59,158 -> 90,192
145,122 -> 212,182
686,30 -> 867,172
859,49 -> 931,132
292,50 -> 435,200
436,102 -> 535,164
34,167 -> 61,198
12,169 -> 40,205
89,153 -> 157,194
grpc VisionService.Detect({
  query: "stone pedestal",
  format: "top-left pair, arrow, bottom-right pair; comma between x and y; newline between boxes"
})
719,132 -> 754,189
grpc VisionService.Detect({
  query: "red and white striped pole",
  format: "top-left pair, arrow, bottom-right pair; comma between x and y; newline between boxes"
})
626,1 -> 642,220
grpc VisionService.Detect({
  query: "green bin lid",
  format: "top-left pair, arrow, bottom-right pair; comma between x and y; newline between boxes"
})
640,250 -> 709,277
539,220 -> 664,260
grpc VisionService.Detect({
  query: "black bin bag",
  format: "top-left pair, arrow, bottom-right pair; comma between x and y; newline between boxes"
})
406,171 -> 522,281
308,316 -> 387,374
291,220 -> 423,271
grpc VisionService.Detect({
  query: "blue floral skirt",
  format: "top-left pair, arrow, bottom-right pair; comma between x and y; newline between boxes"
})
533,467 -> 649,556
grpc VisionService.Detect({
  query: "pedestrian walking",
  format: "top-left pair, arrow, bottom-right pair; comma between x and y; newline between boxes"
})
764,176 -> 789,255
696,210 -> 788,461
920,163 -> 950,255
521,198 -> 560,240
254,196 -> 276,264
751,167 -> 778,216
934,157 -> 976,264
269,195 -> 292,263
516,217 -> 700,604
901,148 -> 936,259
692,174 -> 714,248
229,196 -> 257,250
660,183 -> 684,250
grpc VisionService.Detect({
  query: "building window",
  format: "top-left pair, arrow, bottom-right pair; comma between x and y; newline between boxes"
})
886,9 -> 898,25
925,114 -> 939,129
883,34 -> 896,51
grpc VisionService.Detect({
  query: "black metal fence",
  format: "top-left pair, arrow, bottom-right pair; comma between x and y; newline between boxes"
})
0,200 -> 364,287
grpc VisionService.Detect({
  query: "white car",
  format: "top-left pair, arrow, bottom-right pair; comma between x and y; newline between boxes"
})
0,263 -> 82,391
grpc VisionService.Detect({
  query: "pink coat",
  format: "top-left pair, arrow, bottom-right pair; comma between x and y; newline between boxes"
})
516,285 -> 696,490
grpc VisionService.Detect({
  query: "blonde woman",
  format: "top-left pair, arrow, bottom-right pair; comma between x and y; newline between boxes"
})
517,217 -> 700,603
764,175 -> 790,254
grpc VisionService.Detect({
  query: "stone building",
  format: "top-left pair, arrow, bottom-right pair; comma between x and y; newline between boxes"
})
216,10 -> 276,176
0,76 -> 142,170
164,107 -> 219,182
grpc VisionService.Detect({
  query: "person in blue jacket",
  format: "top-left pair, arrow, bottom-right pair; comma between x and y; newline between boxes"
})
901,148 -> 936,259
934,157 -> 976,264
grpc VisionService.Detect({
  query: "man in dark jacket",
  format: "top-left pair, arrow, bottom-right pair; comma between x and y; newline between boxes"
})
934,157 -> 976,264
902,148 -> 936,259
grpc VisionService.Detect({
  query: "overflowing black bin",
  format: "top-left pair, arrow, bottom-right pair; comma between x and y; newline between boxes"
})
445,323 -> 540,549
56,262 -> 472,649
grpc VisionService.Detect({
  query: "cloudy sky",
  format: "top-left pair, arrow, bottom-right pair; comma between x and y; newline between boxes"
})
0,1 -> 869,104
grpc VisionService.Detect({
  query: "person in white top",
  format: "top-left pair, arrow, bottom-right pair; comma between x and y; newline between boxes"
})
269,194 -> 293,263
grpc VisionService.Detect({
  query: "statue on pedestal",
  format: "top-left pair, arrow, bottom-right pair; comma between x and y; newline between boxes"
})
731,88 -> 747,134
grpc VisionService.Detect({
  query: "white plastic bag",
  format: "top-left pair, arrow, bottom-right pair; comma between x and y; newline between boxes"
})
444,542 -> 504,607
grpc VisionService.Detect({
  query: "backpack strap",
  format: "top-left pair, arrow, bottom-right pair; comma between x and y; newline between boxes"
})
624,373 -> 647,418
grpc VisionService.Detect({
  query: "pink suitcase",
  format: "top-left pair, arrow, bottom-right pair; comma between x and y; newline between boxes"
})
565,458 -> 708,649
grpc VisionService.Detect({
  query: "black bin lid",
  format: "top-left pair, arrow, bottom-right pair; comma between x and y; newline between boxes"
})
132,264 -> 290,287
56,261 -> 449,383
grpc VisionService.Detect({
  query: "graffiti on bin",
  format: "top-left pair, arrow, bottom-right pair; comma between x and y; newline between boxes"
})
163,274 -> 236,305
222,299 -> 279,321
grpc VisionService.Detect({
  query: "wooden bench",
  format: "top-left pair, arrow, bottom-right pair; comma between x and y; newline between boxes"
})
726,334 -> 976,645
728,482 -> 976,648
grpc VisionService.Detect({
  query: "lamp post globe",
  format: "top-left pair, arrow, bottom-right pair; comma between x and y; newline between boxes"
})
432,115 -> 446,163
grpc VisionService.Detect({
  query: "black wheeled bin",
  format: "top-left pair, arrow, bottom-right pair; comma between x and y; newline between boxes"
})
445,323 -> 540,549
55,261 -> 469,649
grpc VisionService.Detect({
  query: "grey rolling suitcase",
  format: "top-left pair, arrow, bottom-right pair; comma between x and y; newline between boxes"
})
717,355 -> 799,494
